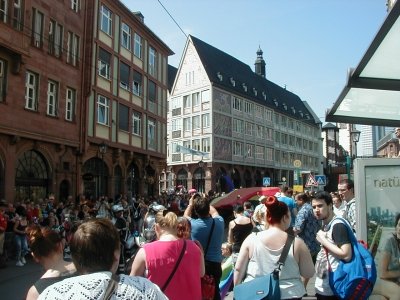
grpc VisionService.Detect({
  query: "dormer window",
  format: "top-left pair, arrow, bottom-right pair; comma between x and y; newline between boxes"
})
242,83 -> 247,92
262,91 -> 267,100
299,110 -> 303,117
253,88 -> 257,96
217,72 -> 223,81
291,106 -> 296,114
273,99 -> 278,106
230,77 -> 235,86
283,103 -> 287,110
305,113 -> 310,119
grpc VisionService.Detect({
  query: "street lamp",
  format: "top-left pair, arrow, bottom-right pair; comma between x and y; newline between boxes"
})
351,129 -> 361,158
198,160 -> 204,193
98,141 -> 107,197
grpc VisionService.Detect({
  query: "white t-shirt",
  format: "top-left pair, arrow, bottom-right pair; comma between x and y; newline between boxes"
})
38,272 -> 167,300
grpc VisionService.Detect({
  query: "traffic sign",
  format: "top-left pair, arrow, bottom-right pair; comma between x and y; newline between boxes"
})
263,177 -> 271,186
293,160 -> 302,168
315,175 -> 327,186
305,174 -> 318,187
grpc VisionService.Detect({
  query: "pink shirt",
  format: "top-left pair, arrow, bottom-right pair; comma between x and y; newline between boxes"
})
144,239 -> 202,300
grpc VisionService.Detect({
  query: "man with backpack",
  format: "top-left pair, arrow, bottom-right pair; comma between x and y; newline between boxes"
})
312,191 -> 353,299
312,191 -> 376,300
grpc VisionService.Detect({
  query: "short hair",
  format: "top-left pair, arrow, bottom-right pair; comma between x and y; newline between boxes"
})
26,225 -> 62,259
339,179 -> 354,190
265,196 -> 288,225
193,197 -> 210,218
234,205 -> 245,214
314,191 -> 333,206
295,192 -> 309,203
70,218 -> 120,274
243,201 -> 252,210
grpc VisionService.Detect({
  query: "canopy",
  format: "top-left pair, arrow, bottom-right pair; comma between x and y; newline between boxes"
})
210,187 -> 281,208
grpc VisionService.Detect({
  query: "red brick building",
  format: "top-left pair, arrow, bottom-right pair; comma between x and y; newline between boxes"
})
0,0 -> 172,203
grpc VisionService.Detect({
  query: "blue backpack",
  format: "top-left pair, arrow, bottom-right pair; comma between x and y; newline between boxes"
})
325,217 -> 377,300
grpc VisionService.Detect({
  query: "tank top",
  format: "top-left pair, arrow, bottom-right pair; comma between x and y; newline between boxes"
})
16,219 -> 28,236
244,233 -> 306,299
232,221 -> 253,253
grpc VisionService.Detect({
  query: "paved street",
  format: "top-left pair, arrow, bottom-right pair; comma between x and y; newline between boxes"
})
0,256 -> 43,300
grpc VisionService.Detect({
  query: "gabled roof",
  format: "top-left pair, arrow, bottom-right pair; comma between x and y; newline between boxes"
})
322,122 -> 339,131
190,35 -> 317,125
167,65 -> 178,92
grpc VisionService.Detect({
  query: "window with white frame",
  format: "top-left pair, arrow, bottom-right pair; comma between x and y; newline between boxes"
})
148,46 -> 157,77
148,80 -> 156,103
132,111 -> 141,136
255,105 -> 263,118
265,109 -> 273,122
47,80 -> 58,116
132,70 -> 142,96
0,1 -> 6,23
233,141 -> 243,156
171,119 -> 181,131
233,119 -> 243,133
98,47 -> 111,79
192,115 -> 200,130
233,97 -> 242,111
48,20 -> 63,57
255,145 -> 264,160
202,137 -> 210,153
0,59 -> 6,102
202,113 -> 210,128
32,9 -> 44,47
121,22 -> 131,50
245,122 -> 253,136
67,31 -> 79,66
255,125 -> 263,138
147,118 -> 156,149
100,5 -> 112,35
185,71 -> 194,85
288,119 -> 294,130
275,131 -> 280,143
25,71 -> 38,110
71,0 -> 79,12
245,144 -> 254,158
13,0 -> 23,30
281,115 -> 287,127
266,147 -> 273,161
282,133 -> 288,145
183,117 -> 191,131
192,92 -> 200,106
119,61 -> 129,90
192,139 -> 200,151
265,128 -> 273,141
134,33 -> 142,59
244,101 -> 252,114
289,135 -> 295,147
118,103 -> 129,131
97,95 -> 109,125
201,89 -> 210,103
183,95 -> 191,108
183,140 -> 190,151
65,87 -> 76,121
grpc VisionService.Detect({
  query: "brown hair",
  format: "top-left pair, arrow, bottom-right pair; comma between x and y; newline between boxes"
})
265,196 -> 288,225
177,216 -> 191,239
70,218 -> 120,274
26,225 -> 62,259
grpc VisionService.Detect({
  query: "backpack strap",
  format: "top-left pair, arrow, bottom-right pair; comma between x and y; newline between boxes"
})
275,234 -> 295,272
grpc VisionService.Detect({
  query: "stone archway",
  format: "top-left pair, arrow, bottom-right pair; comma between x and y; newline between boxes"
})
82,157 -> 109,200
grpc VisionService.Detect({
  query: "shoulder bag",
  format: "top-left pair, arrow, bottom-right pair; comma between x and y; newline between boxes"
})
233,234 -> 294,300
202,218 -> 216,300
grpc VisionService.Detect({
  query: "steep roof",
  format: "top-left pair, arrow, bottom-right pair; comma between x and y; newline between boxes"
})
167,64 -> 178,92
190,35 -> 317,125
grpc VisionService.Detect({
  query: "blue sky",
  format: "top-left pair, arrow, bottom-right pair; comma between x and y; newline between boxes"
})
122,0 -> 388,122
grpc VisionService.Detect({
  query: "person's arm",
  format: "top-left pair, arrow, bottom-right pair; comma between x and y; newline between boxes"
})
295,238 -> 315,279
293,208 -> 306,235
227,220 -> 234,245
26,285 -> 40,300
380,251 -> 400,280
183,195 -> 195,218
130,248 -> 147,277
233,234 -> 252,285
316,224 -> 352,262
209,205 -> 219,218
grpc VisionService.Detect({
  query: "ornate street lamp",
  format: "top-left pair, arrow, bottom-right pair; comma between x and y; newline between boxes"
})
351,129 -> 361,158
98,142 -> 107,197
198,160 -> 204,193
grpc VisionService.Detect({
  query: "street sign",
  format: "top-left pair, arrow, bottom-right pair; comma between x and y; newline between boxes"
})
305,174 -> 318,187
263,177 -> 271,186
315,175 -> 327,186
293,159 -> 302,168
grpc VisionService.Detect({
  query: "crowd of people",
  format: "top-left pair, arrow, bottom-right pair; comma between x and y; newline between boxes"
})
0,179 -> 398,299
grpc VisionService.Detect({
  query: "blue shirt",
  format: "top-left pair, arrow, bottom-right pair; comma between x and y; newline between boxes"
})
294,202 -> 321,254
190,216 -> 224,263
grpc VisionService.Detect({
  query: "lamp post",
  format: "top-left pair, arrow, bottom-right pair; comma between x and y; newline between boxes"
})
131,168 -> 135,198
198,160 -> 204,193
346,129 -> 360,181
98,142 -> 107,198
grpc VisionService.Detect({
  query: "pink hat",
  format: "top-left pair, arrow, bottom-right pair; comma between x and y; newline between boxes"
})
188,188 -> 197,194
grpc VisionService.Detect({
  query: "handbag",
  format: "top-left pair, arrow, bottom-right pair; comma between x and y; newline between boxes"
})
202,218 -> 216,300
233,234 -> 294,300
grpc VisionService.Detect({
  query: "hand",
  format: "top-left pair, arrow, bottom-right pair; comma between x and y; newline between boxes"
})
316,230 -> 327,244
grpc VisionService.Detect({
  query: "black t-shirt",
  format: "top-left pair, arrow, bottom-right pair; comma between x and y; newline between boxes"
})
332,222 -> 351,247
